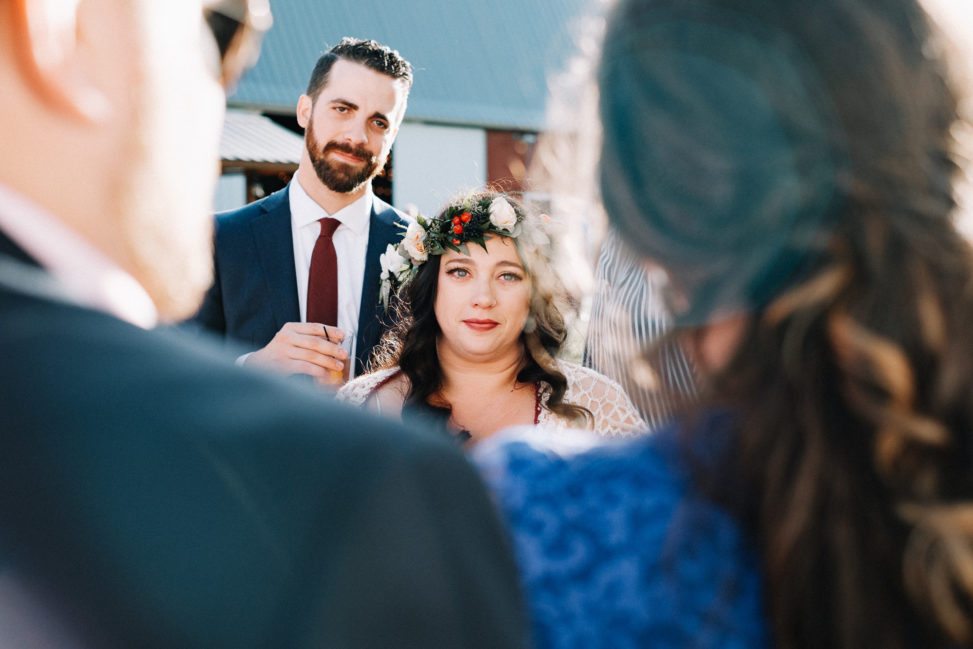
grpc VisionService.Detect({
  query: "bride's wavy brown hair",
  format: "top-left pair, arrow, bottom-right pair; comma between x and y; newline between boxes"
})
598,0 -> 973,646
370,191 -> 591,427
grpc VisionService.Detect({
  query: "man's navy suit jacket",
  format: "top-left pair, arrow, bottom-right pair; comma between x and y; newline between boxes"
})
193,186 -> 406,374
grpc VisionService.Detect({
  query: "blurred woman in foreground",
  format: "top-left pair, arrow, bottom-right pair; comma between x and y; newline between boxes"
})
477,0 -> 973,646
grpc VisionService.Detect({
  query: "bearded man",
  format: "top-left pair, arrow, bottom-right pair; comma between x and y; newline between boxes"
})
193,37 -> 411,385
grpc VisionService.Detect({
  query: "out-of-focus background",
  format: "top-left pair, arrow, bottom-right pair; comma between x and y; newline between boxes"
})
920,0 -> 973,237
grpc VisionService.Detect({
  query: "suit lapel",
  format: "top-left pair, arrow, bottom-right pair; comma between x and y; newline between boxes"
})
355,198 -> 403,374
249,189 -> 300,332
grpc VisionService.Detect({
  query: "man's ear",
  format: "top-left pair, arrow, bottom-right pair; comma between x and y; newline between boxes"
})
296,94 -> 313,129
9,0 -> 110,122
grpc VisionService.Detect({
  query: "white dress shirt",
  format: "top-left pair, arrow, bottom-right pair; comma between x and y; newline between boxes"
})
289,178 -> 371,377
0,184 -> 157,329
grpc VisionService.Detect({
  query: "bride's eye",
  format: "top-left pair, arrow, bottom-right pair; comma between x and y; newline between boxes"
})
446,267 -> 470,278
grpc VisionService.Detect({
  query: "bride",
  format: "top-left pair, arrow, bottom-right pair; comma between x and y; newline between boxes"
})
338,191 -> 644,443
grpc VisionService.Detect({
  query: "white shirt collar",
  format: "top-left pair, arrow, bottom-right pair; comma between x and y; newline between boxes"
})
0,184 -> 158,329
289,176 -> 373,234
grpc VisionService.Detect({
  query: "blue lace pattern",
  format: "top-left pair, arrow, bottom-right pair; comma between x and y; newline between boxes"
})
476,428 -> 769,649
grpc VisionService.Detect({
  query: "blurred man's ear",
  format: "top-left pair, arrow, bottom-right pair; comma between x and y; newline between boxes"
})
9,0 -> 110,122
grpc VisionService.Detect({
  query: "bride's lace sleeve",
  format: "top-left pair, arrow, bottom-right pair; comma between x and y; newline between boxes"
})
336,367 -> 400,407
557,361 -> 648,436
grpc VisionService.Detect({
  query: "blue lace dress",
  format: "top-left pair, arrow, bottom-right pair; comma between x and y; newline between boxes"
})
475,424 -> 768,649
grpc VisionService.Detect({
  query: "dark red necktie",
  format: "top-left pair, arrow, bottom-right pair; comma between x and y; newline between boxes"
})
307,217 -> 341,326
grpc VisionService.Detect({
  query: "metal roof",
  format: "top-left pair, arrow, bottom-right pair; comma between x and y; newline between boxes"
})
229,0 -> 594,131
220,109 -> 303,168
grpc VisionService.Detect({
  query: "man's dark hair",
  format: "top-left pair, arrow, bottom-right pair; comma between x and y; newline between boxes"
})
305,37 -> 413,99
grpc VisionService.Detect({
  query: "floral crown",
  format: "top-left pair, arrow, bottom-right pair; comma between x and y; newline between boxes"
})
379,194 -> 550,308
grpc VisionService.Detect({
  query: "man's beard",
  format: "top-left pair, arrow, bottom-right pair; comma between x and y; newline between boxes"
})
306,119 -> 384,194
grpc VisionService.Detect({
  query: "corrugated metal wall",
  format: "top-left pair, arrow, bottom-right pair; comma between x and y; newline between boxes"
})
229,0 -> 595,131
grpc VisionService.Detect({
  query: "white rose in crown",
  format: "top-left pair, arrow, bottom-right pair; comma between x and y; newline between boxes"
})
401,221 -> 428,262
488,197 -> 518,232
379,243 -> 408,280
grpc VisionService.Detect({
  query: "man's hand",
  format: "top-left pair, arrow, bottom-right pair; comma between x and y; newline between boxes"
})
244,323 -> 349,386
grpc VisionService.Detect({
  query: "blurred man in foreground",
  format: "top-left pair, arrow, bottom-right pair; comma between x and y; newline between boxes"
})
0,1 -> 528,647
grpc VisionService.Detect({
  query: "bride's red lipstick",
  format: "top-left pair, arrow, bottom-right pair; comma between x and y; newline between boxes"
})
463,319 -> 499,331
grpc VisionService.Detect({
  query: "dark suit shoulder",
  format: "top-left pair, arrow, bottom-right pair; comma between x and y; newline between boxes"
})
211,188 -> 290,260
0,287 -> 420,455
216,187 -> 289,230
371,196 -> 408,227
2,290 -> 304,430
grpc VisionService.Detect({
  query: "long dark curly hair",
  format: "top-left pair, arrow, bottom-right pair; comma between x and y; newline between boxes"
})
599,0 -> 973,646
370,191 -> 592,428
